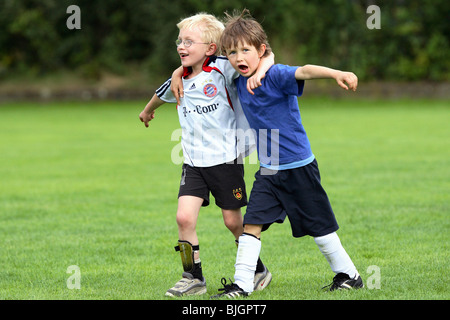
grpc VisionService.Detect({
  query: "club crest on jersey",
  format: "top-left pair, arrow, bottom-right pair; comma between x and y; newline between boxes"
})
233,188 -> 243,200
203,83 -> 218,98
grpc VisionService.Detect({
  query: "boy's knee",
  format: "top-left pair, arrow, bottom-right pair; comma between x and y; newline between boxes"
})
222,209 -> 243,231
224,216 -> 242,232
243,224 -> 263,239
176,211 -> 196,229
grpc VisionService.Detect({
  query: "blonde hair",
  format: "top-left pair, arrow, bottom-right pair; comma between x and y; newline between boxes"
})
221,9 -> 271,57
177,13 -> 225,52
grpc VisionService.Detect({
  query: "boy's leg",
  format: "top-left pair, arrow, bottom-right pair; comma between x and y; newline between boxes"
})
314,232 -> 363,290
166,195 -> 206,297
314,232 -> 357,278
177,196 -> 203,250
234,224 -> 263,293
221,208 -> 244,239
223,209 -> 272,291
276,161 -> 362,290
176,195 -> 204,277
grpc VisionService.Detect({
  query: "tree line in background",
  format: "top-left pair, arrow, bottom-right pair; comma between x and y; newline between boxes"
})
0,0 -> 448,83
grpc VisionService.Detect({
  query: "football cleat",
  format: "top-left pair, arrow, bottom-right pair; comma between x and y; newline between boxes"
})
210,278 -> 249,299
322,272 -> 364,291
254,264 -> 272,291
165,272 -> 207,297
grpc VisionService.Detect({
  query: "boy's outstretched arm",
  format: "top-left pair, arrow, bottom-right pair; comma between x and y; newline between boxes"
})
139,93 -> 165,127
295,64 -> 358,91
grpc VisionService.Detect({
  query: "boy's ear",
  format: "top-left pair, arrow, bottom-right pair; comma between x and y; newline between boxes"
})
258,44 -> 267,58
206,43 -> 218,56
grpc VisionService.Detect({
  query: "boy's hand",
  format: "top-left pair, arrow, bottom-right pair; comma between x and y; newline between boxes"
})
171,66 -> 185,105
171,77 -> 184,105
139,110 -> 155,128
246,51 -> 274,95
336,71 -> 358,91
246,71 -> 266,95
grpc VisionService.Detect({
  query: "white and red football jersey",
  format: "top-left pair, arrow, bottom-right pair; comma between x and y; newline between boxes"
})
156,56 -> 256,167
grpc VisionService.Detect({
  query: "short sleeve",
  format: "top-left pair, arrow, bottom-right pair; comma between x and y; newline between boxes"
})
156,78 -> 177,104
269,64 -> 304,97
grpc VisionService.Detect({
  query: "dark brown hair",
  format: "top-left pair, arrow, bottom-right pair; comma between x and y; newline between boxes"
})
220,9 -> 272,57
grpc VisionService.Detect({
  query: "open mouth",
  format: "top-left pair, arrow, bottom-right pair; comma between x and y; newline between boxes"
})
180,53 -> 189,58
238,64 -> 249,73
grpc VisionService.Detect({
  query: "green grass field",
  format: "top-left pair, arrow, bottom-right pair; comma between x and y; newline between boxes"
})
0,97 -> 448,300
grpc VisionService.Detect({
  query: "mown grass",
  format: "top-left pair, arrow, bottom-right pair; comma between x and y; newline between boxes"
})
0,98 -> 448,300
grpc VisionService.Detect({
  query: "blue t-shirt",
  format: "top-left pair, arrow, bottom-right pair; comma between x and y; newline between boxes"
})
235,64 -> 314,170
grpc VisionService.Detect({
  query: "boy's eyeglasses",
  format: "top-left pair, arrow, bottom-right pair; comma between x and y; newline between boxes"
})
175,39 -> 210,48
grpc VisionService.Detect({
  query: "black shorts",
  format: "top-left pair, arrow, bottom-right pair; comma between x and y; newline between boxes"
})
178,160 -> 247,210
244,159 -> 339,237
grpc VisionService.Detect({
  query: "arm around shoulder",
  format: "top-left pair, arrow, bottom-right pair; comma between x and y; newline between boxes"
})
171,66 -> 184,105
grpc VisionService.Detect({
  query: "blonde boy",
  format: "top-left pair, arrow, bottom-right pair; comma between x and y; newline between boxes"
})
139,13 -> 273,297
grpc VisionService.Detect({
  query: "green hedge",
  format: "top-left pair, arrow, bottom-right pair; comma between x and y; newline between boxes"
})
1,0 -> 448,81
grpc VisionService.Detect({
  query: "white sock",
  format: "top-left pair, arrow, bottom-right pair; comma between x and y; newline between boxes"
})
314,232 -> 358,279
234,234 -> 261,293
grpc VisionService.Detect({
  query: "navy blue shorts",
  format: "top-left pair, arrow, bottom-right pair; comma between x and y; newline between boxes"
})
244,159 -> 339,238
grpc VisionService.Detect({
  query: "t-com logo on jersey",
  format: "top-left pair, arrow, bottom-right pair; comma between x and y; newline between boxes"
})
182,103 -> 219,117
203,83 -> 218,98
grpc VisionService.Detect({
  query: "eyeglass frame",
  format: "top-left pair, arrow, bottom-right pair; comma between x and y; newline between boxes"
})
175,39 -> 210,48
